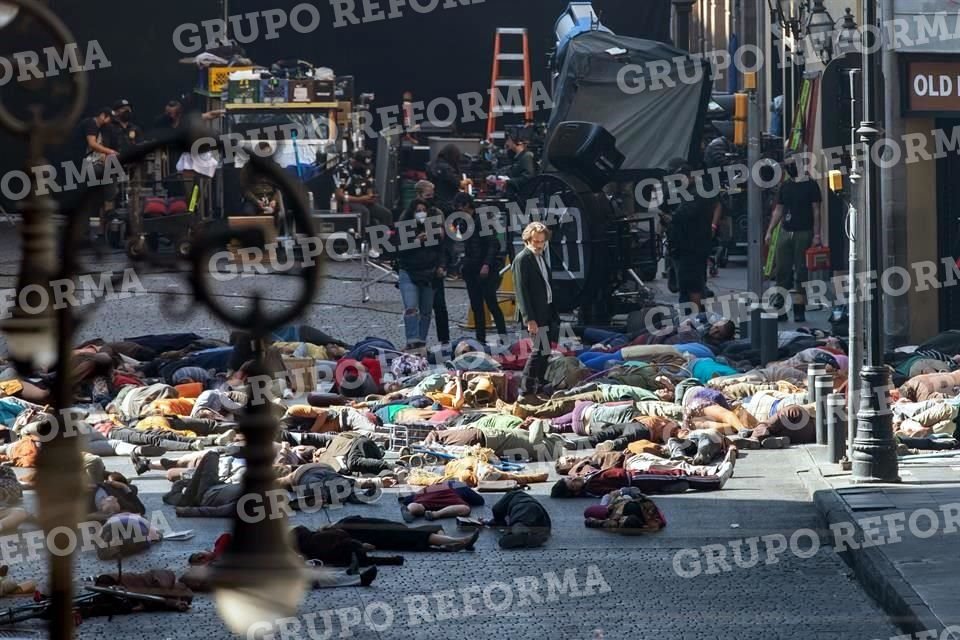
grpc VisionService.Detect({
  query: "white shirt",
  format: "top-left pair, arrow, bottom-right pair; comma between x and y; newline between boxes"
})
535,252 -> 553,305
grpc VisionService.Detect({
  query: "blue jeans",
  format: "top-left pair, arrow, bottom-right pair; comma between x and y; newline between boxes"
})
398,270 -> 434,345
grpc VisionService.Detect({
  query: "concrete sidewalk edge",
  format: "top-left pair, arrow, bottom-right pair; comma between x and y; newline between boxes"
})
795,446 -> 946,636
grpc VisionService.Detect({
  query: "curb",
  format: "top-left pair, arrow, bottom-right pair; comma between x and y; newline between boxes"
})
796,446 -> 946,636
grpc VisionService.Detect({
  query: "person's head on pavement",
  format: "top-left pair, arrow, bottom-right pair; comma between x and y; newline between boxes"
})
551,476 -> 585,498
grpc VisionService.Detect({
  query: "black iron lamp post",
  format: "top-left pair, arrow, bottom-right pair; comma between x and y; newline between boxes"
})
0,1 -> 89,637
851,0 -> 900,483
0,1 -> 324,631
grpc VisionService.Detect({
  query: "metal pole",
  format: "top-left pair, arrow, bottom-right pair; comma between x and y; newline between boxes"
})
755,0 -> 766,132
806,362 -> 826,403
852,0 -> 899,483
814,374 -> 833,445
827,393 -> 847,463
760,312 -> 778,365
846,69 -> 861,464
747,87 -> 763,298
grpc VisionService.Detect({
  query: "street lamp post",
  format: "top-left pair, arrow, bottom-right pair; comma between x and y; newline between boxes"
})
851,0 -> 900,483
1,3 -> 322,630
805,0 -> 835,62
0,2 -> 88,637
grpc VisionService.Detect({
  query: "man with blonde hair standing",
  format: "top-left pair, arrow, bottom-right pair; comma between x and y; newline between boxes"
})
513,221 -> 558,403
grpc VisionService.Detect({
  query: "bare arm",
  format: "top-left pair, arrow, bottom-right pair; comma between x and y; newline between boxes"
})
765,204 -> 783,242
87,135 -> 116,156
812,202 -> 822,243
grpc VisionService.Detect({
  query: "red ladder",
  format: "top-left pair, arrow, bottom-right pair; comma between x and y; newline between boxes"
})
486,27 -> 533,143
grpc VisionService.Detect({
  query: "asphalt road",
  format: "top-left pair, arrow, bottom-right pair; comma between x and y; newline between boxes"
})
0,244 -> 892,640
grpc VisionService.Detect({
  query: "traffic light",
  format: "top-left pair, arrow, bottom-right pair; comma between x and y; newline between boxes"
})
733,92 -> 748,146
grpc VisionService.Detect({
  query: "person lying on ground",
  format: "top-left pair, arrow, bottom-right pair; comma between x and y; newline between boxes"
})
87,472 -> 146,522
677,382 -> 744,434
280,405 -> 378,434
96,418 -> 236,452
182,532 -> 378,590
163,451 -> 246,517
399,481 -> 484,522
307,515 -> 480,553
275,462 -> 398,509
665,427 -> 729,465
290,430 -> 395,476
550,447 -> 736,496
485,490 -> 551,549
0,467 -> 28,533
421,424 -> 572,461
134,447 -> 245,485
583,487 -> 666,534
555,451 -> 629,477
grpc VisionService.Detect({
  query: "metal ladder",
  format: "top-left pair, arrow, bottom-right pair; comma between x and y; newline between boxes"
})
486,27 -> 533,142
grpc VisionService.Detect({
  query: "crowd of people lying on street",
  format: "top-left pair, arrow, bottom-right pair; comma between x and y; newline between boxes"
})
0,320 -> 958,607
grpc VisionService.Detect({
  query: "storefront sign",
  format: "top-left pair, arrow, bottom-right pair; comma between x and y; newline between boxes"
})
904,60 -> 960,113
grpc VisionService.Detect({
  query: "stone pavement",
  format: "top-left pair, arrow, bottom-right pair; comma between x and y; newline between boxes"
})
0,448 -> 899,640
801,448 -> 960,638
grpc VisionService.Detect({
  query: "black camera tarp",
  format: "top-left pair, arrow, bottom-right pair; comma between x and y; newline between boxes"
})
546,31 -> 712,175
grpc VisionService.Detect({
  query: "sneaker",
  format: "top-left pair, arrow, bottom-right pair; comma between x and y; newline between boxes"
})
728,436 -> 761,450
359,566 -> 378,587
159,458 -> 177,471
215,429 -> 237,446
137,445 -> 166,457
595,440 -> 616,453
129,452 -> 150,476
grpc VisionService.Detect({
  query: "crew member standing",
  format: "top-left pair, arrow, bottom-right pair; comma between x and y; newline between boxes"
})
455,192 -> 507,347
504,133 -> 536,197
513,222 -> 558,403
664,159 -> 721,312
764,154 -> 822,322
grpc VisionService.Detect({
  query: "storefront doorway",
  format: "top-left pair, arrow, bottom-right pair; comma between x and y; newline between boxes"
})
936,118 -> 960,330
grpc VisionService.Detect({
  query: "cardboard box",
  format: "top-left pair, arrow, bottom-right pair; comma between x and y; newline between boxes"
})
283,357 -> 317,394
260,78 -> 289,104
288,79 -> 315,103
227,216 -> 278,246
313,80 -> 335,102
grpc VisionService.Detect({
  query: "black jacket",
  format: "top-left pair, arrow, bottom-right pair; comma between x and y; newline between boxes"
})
507,150 -> 536,195
491,490 -> 551,529
396,207 -> 447,284
461,212 -> 502,275
513,247 -> 555,324
429,158 -> 461,209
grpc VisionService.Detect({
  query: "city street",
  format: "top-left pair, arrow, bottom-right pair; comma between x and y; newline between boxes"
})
0,241 -> 896,640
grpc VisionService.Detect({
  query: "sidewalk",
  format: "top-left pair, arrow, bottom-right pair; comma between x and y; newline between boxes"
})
798,446 -> 960,637
648,261 -> 834,332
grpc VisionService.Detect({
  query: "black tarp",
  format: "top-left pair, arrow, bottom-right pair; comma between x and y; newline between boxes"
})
546,31 -> 712,175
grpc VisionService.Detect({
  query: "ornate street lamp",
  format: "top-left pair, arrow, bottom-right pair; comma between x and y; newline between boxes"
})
836,8 -> 859,55
1,2 -> 322,634
0,1 -> 88,638
805,0 -> 836,62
